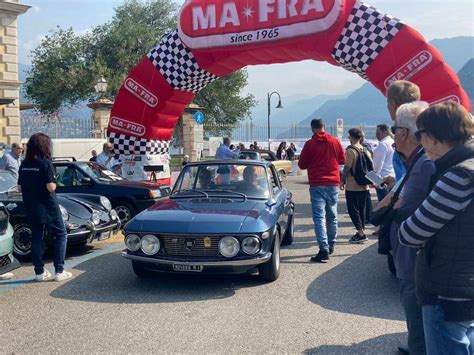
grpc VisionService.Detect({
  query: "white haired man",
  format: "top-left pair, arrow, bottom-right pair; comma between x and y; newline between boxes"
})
388,101 -> 433,355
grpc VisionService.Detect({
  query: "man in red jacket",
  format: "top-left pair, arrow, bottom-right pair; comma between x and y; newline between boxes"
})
298,118 -> 346,262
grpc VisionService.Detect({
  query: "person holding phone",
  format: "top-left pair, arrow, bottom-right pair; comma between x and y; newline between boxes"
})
97,142 -> 118,170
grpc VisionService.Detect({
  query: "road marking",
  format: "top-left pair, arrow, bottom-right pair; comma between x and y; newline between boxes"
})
0,242 -> 124,294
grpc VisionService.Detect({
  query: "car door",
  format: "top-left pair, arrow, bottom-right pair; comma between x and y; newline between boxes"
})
267,166 -> 287,233
54,164 -> 93,194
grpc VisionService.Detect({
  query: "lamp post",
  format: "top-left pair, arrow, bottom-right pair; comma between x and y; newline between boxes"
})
267,91 -> 283,150
88,76 -> 113,139
94,76 -> 108,99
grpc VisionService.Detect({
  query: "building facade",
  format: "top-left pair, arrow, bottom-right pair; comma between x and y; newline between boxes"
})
0,0 -> 30,145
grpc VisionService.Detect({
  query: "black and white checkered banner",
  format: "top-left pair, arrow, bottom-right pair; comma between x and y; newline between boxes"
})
107,132 -> 170,156
332,1 -> 404,80
147,31 -> 219,93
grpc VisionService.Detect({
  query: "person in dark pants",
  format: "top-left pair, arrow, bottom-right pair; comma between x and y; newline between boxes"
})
341,128 -> 371,243
18,133 -> 72,282
361,135 -> 374,224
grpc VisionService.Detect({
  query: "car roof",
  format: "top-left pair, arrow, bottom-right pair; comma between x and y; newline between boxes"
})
185,160 -> 272,167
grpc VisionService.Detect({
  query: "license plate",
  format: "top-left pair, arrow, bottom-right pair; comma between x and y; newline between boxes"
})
173,264 -> 203,272
99,231 -> 111,241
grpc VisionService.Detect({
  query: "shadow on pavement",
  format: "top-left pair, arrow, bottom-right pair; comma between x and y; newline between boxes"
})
306,243 -> 403,321
50,251 -> 264,304
305,332 -> 405,354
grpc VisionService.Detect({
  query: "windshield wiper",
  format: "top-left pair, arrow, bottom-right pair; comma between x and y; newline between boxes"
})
206,189 -> 247,200
171,189 -> 209,199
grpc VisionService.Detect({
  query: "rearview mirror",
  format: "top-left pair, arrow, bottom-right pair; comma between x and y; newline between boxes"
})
266,197 -> 277,207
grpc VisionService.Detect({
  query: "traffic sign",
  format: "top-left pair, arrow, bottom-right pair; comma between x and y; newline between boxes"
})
194,111 -> 205,125
336,118 -> 344,138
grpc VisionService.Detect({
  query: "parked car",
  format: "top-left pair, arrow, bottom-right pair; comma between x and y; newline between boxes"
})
52,159 -> 171,224
239,150 -> 292,180
121,160 -> 295,282
0,170 -> 121,260
0,202 -> 20,276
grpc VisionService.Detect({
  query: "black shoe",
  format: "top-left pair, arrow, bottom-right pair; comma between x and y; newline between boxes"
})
310,250 -> 330,263
329,245 -> 335,255
349,234 -> 369,244
397,346 -> 409,354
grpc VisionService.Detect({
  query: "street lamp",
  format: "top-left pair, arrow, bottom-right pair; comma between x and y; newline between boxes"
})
94,76 -> 108,98
267,91 -> 283,150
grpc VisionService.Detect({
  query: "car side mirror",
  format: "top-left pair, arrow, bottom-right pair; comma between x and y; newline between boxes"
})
81,177 -> 92,185
266,197 -> 277,207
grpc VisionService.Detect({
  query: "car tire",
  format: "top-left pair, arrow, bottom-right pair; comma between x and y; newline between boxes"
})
387,253 -> 397,277
12,222 -> 46,261
259,229 -> 281,282
281,215 -> 294,246
114,201 -> 136,225
132,261 -> 154,278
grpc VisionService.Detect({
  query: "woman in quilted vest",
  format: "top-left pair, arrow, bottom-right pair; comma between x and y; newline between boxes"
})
399,102 -> 474,355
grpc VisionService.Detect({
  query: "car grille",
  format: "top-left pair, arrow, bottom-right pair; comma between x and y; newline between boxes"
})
0,254 -> 11,268
0,208 -> 8,235
160,235 -> 221,257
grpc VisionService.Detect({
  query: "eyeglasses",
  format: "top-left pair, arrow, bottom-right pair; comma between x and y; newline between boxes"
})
390,126 -> 408,135
414,129 -> 427,141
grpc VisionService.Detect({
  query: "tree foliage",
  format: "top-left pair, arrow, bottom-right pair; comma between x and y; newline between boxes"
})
25,0 -> 255,126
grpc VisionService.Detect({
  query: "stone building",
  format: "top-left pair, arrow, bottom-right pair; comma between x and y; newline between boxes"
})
0,0 -> 30,145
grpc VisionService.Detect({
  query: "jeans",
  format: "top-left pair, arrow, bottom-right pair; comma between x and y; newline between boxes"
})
422,305 -> 474,355
400,279 -> 426,355
345,190 -> 369,232
309,186 -> 339,252
31,218 -> 68,275
365,191 -> 373,224
376,188 -> 389,202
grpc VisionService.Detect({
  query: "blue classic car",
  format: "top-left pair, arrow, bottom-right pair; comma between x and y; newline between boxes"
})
121,160 -> 295,282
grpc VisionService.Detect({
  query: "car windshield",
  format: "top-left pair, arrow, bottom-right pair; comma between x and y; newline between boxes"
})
0,171 -> 17,193
173,163 -> 270,199
239,151 -> 259,160
77,162 -> 124,182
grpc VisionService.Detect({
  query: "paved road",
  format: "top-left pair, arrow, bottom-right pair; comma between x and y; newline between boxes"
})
0,176 -> 406,353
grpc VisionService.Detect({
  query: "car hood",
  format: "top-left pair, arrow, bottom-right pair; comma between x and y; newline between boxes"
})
127,198 -> 272,234
108,180 -> 168,190
57,196 -> 94,220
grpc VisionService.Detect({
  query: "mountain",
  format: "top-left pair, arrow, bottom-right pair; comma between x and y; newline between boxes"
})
458,58 -> 474,101
278,36 -> 474,139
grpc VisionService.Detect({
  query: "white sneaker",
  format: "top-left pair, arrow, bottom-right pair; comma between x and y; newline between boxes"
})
35,269 -> 53,282
0,272 -> 14,280
54,271 -> 72,282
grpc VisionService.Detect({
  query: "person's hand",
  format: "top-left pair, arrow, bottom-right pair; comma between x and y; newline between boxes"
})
339,182 -> 345,191
384,176 -> 396,189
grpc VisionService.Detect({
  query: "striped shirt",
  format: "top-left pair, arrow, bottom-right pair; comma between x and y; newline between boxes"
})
399,168 -> 474,247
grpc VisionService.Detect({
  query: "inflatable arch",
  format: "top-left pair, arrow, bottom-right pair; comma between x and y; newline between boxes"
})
109,0 -> 471,179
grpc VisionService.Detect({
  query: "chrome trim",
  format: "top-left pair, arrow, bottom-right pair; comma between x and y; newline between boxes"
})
68,222 -> 120,238
121,251 -> 272,267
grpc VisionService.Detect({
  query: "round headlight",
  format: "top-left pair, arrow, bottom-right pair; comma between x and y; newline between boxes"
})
91,211 -> 100,226
219,236 -> 240,258
59,204 -> 69,221
141,234 -> 161,255
242,237 -> 261,255
125,234 -> 141,252
100,196 -> 112,211
110,209 -> 118,221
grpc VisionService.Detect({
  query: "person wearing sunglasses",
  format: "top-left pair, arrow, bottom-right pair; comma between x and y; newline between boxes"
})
399,102 -> 474,354
0,142 -> 23,181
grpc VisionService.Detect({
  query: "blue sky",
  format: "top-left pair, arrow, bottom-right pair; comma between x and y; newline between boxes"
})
18,0 -> 474,103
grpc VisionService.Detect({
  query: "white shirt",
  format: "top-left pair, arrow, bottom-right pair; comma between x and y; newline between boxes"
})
96,151 -> 118,170
373,136 -> 395,178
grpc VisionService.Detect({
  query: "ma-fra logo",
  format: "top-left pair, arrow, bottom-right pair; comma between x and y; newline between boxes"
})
430,95 -> 461,106
384,51 -> 433,88
125,78 -> 158,108
178,0 -> 342,49
110,117 -> 146,137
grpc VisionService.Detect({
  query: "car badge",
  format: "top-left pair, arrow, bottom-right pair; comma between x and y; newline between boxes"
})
185,239 -> 195,251
203,237 -> 211,248
171,238 -> 178,243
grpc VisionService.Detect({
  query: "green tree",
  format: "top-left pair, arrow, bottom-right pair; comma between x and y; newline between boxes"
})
25,0 -> 255,126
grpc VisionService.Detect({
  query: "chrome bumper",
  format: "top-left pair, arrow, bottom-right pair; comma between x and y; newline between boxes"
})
120,251 -> 272,267
67,221 -> 121,242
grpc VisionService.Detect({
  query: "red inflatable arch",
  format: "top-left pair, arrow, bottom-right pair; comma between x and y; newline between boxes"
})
109,0 -> 471,169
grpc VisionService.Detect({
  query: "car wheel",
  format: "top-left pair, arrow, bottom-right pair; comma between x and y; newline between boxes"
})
259,229 -> 281,282
12,223 -> 45,261
281,215 -> 294,246
132,261 -> 154,278
114,201 -> 136,225
387,253 -> 397,277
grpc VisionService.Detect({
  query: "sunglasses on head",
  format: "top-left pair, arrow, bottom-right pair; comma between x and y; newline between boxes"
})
414,129 -> 427,141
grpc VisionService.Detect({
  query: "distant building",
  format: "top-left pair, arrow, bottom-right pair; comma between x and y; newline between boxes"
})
0,0 -> 30,145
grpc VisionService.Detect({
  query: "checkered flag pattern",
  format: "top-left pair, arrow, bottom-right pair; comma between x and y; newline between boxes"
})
332,1 -> 404,79
108,132 -> 170,156
147,31 -> 219,93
